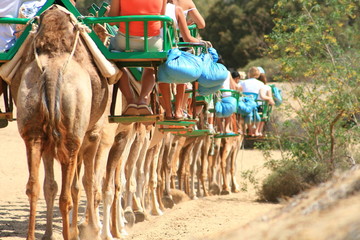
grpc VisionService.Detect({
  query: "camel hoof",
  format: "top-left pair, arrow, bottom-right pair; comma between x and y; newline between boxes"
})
150,208 -> 163,216
124,209 -> 135,227
209,183 -> 220,195
42,234 -> 59,240
220,189 -> 230,195
162,195 -> 174,209
79,222 -> 101,240
110,228 -> 128,239
134,211 -> 146,223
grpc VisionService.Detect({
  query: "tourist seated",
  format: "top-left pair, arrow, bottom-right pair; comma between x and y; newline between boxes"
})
216,71 -> 236,134
236,67 -> 263,136
256,66 -> 275,136
108,0 -> 167,115
173,0 -> 205,29
0,0 -> 28,53
158,0 -> 201,120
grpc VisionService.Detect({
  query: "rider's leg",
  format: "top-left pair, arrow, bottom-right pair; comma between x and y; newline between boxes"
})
174,84 -> 186,119
158,83 -> 173,119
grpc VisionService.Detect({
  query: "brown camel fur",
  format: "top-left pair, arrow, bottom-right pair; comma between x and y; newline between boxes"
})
11,6 -> 109,240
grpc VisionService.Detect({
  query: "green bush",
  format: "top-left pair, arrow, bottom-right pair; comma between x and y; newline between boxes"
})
259,160 -> 328,202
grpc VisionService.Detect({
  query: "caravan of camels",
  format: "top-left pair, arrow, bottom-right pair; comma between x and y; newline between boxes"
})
0,1 -> 275,239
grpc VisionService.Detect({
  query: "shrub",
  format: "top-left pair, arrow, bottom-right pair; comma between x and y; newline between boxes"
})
257,0 -> 360,202
259,159 -> 329,202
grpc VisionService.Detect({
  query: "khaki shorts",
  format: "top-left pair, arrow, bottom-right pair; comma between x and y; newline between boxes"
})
110,32 -> 163,52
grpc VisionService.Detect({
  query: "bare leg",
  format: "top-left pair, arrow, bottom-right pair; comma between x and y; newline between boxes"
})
174,84 -> 186,119
158,83 -> 173,119
137,68 -> 155,105
118,70 -> 136,105
224,116 -> 232,133
257,121 -> 265,136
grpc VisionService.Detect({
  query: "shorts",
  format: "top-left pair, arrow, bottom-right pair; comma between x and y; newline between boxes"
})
110,32 -> 163,52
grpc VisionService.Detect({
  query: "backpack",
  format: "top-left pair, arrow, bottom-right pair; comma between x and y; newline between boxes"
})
271,85 -> 282,106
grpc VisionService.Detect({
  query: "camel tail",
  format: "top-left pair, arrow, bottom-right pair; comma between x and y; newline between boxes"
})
39,68 -> 69,157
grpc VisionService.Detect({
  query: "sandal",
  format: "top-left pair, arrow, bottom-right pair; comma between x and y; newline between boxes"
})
174,114 -> 184,121
123,103 -> 138,116
164,113 -> 174,120
137,104 -> 153,115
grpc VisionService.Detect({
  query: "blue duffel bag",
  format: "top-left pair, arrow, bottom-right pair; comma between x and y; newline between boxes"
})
197,53 -> 228,88
198,84 -> 223,96
215,96 -> 237,118
158,48 -> 203,84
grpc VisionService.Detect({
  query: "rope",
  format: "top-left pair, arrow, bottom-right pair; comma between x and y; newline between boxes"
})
61,28 -> 80,74
32,22 -> 83,75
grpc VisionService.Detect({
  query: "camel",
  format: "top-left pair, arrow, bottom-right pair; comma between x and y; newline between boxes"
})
99,70 -> 164,239
10,6 -> 110,240
209,115 -> 244,195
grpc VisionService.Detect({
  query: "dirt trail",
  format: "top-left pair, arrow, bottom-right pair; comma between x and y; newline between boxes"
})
0,121 -> 281,239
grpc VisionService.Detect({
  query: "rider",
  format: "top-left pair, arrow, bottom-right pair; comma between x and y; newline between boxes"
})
158,0 -> 201,120
0,0 -> 30,53
256,67 -> 275,136
109,0 -> 167,115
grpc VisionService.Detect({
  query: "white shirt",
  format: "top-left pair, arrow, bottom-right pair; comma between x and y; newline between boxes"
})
165,3 -> 178,28
0,0 -> 30,52
0,0 -> 46,52
239,78 -> 264,95
259,85 -> 271,101
20,0 -> 46,18
221,71 -> 232,97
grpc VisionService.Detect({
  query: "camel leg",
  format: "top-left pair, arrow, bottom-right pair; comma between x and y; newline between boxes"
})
42,151 -> 58,240
133,125 -> 151,223
70,158 -> 82,239
208,138 -> 221,195
149,143 -> 163,216
124,126 -> 145,227
190,138 -> 203,199
101,124 -> 135,240
94,122 -> 117,228
60,154 -> 78,240
200,136 -> 211,197
220,139 -> 232,195
24,137 -> 43,240
156,138 -> 166,211
177,148 -> 186,192
79,131 -> 102,239
161,135 -> 176,209
231,136 -> 243,193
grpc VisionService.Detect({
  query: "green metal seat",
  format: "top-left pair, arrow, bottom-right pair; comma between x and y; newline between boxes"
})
213,132 -> 240,138
175,129 -> 210,137
79,15 -> 175,68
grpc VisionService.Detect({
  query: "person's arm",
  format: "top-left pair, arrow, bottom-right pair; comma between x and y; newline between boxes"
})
259,87 -> 275,105
108,0 -> 120,25
187,8 -> 205,29
161,0 -> 167,15
230,75 -> 241,91
176,6 -> 199,42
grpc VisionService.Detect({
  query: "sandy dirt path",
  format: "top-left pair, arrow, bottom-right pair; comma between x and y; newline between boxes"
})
0,121 -> 280,239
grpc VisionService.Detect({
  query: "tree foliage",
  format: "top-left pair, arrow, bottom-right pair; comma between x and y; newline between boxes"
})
259,0 -> 360,202
200,0 -> 276,68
